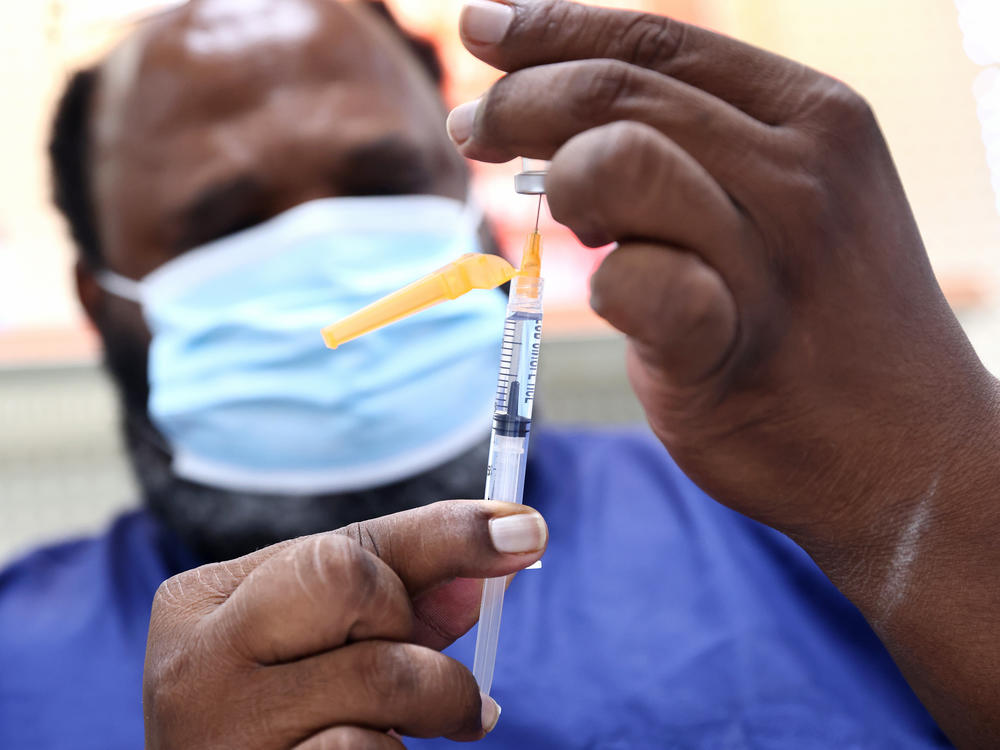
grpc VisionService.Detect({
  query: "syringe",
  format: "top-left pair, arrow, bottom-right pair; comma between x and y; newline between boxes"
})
319,161 -> 548,700
472,196 -> 544,696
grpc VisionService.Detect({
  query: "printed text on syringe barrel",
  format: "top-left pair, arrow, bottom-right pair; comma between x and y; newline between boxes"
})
490,311 -> 541,443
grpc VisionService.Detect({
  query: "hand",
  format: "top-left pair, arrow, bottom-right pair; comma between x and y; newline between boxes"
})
448,0 -> 994,544
448,1 -> 1000,745
143,501 -> 548,748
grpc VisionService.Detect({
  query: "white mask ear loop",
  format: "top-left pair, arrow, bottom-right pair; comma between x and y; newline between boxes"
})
95,269 -> 143,304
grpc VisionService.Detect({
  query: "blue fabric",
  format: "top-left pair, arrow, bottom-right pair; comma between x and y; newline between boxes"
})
0,427 -> 949,749
0,511 -> 200,749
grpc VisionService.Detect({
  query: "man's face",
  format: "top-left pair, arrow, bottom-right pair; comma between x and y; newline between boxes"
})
92,0 -> 468,282
82,0 -> 484,561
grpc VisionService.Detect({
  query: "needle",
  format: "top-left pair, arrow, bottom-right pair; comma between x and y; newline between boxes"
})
533,194 -> 542,232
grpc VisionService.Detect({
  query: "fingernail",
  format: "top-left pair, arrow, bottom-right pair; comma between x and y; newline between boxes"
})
446,99 -> 479,145
461,0 -> 514,45
489,512 -> 547,554
481,692 -> 502,733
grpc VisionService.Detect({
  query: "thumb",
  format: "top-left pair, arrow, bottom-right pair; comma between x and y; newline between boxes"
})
336,500 -> 548,648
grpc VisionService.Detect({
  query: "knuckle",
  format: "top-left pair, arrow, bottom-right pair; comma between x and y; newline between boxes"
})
146,570 -> 260,747
823,81 -> 875,128
598,119 -> 652,156
769,81 -> 878,260
591,123 -> 661,210
150,577 -> 178,617
591,122 -> 660,182
341,518 -> 386,561
604,121 -> 668,184
313,534 -> 382,608
147,571 -> 221,688
780,169 -> 832,227
527,0 -> 575,47
549,121 -> 661,231
567,60 -> 635,121
621,13 -> 686,70
802,79 -> 878,146
150,569 -> 202,624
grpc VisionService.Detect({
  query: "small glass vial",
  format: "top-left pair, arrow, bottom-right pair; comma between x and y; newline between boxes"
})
514,157 -> 550,195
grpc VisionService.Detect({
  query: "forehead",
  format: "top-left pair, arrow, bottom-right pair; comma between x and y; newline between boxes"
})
98,0 -> 419,141
91,0 -> 451,275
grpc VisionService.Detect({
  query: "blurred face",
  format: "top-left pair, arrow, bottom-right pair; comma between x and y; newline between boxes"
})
82,0 -> 486,561
92,0 -> 468,282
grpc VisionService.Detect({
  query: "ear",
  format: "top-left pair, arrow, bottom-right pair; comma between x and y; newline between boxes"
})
75,259 -> 104,328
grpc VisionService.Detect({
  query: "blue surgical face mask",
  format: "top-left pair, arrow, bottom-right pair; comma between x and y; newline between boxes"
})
97,195 -> 505,494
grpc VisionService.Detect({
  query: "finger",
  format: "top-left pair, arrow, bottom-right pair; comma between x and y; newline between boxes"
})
260,640 -> 499,742
213,502 -> 548,662
211,534 -> 414,664
292,726 -> 405,750
157,498 -> 541,609
153,536 -> 311,615
550,124 -> 742,385
546,121 -> 750,283
409,576 -> 485,650
342,501 -> 547,650
336,500 -> 547,597
591,242 -> 738,388
448,59 -> 774,200
459,0 -> 817,125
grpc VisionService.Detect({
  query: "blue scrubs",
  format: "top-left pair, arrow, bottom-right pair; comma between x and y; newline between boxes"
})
0,427 -> 950,748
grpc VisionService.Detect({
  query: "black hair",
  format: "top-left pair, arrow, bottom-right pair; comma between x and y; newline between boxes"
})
49,67 -> 102,268
47,2 -> 444,267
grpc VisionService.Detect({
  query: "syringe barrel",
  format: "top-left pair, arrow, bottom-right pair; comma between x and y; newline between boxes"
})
473,278 -> 544,695
492,294 -> 542,436
486,434 -> 528,503
473,576 -> 508,694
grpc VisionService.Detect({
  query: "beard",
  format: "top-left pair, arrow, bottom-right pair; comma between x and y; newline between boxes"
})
121,408 -> 490,563
101,316 -> 490,563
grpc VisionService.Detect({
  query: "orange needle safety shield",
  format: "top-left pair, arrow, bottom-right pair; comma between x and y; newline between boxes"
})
321,234 -> 541,349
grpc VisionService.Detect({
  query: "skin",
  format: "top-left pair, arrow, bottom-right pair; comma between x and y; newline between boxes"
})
90,0 -> 998,746
447,0 -> 1000,746
78,0 -> 468,348
144,500 -> 545,747
77,0 -> 527,745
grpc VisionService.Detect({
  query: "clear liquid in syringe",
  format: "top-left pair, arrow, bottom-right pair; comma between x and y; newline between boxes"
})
485,311 -> 541,503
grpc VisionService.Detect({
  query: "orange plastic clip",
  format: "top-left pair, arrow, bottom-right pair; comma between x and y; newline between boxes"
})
321,253 -> 517,349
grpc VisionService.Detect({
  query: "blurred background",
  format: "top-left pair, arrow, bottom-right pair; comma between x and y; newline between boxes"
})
1,0 -> 999,564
